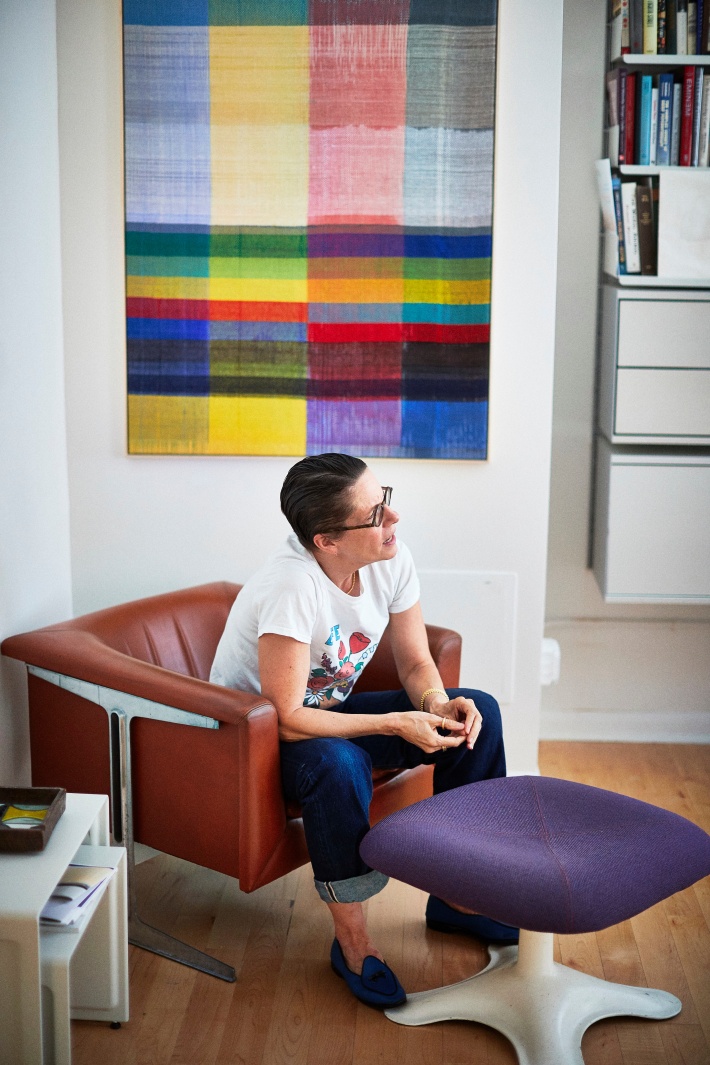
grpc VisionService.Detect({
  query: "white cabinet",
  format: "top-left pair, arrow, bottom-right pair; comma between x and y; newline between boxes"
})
594,285 -> 710,602
0,794 -> 128,1065
593,440 -> 710,603
598,286 -> 710,445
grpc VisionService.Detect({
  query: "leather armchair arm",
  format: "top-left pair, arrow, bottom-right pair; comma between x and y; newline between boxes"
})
2,628 -> 270,727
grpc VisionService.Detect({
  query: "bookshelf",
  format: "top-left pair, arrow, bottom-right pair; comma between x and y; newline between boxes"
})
593,2 -> 710,603
0,794 -> 128,1064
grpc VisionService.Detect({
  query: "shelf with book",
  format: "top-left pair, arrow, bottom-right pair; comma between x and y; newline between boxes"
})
611,270 -> 710,285
612,53 -> 709,66
610,0 -> 710,61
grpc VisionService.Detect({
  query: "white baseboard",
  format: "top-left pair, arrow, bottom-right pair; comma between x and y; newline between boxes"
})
540,710 -> 710,744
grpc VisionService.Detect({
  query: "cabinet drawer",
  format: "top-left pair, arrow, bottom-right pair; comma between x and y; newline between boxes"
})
618,300 -> 710,369
615,369 -> 710,437
593,441 -> 710,602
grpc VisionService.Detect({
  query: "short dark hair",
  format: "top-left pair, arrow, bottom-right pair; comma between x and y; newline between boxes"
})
280,453 -> 367,550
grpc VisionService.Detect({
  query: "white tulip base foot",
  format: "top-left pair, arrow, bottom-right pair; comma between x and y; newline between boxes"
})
385,930 -> 680,1065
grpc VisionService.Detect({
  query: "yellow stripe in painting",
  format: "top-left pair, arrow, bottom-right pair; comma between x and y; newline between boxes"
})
209,277 -> 307,303
128,396 -> 209,455
210,27 -> 309,126
211,124 -> 309,227
404,279 -> 491,305
126,276 -> 211,301
308,277 -> 404,304
208,396 -> 306,455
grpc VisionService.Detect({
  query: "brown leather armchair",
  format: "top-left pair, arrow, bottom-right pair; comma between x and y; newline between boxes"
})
1,582 -> 461,981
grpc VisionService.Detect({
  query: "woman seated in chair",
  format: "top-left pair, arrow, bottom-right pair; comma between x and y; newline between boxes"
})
210,453 -> 515,1008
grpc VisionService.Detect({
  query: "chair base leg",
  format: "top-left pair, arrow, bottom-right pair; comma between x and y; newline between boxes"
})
129,915 -> 236,983
385,930 -> 680,1065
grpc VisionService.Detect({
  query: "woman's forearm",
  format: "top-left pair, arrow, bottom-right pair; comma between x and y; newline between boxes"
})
398,661 -> 449,716
278,703 -> 401,742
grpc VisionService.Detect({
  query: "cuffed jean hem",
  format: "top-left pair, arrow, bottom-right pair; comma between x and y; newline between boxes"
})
314,868 -> 389,904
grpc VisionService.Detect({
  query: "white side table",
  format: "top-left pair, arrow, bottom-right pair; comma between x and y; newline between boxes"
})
0,793 -> 128,1065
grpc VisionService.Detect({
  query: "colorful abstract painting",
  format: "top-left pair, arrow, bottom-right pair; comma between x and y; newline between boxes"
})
124,0 -> 497,458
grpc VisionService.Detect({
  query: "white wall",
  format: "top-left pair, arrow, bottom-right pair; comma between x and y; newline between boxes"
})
56,0 -> 563,775
0,0 -> 73,785
543,0 -> 710,741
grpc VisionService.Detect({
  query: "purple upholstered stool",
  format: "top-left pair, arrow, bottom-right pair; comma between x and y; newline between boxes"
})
360,776 -> 710,1065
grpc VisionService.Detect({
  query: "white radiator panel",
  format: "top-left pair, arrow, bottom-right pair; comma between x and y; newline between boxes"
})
418,571 -> 518,704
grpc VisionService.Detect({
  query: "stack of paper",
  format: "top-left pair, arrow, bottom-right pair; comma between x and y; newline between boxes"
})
40,863 -> 115,929
658,170 -> 710,280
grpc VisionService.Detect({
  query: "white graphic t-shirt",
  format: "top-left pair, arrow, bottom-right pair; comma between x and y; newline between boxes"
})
210,533 -> 420,707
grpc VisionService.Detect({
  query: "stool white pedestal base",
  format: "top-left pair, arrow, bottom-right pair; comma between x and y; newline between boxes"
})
385,930 -> 680,1065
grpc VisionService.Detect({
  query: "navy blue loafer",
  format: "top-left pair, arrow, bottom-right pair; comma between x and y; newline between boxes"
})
426,896 -> 519,945
330,939 -> 406,1009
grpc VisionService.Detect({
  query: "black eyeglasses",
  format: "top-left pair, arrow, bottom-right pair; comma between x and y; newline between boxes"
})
332,487 -> 393,532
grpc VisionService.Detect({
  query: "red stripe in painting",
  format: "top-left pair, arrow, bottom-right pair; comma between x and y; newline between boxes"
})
403,324 -> 490,343
308,323 -> 490,344
308,323 -> 402,343
126,298 -> 308,323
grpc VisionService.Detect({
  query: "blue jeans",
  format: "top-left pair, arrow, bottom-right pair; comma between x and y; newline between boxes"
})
279,688 -> 506,903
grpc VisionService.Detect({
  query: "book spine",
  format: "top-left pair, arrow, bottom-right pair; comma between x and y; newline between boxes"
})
635,183 -> 657,274
702,0 -> 710,49
677,0 -> 689,51
611,0 -> 623,58
688,0 -> 698,48
666,0 -> 677,52
649,84 -> 659,162
658,0 -> 667,50
622,0 -> 632,50
698,0 -> 705,51
638,74 -> 654,163
621,181 -> 641,272
692,67 -> 705,163
657,73 -> 674,163
619,69 -> 628,162
680,65 -> 697,163
631,0 -> 645,49
671,81 -> 683,162
699,73 -> 710,164
625,73 -> 637,163
612,175 -> 628,273
644,0 -> 658,50
606,69 -> 620,126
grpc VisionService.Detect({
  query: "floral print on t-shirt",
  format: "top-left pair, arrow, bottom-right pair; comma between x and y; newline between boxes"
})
304,624 -> 379,706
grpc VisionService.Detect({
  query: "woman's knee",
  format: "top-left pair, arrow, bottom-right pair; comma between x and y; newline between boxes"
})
451,688 -> 503,743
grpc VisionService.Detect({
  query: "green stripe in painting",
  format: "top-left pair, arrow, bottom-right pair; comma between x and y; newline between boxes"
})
210,233 -> 307,258
126,255 -> 210,278
126,232 -> 210,258
208,0 -> 307,25
209,257 -> 307,280
210,340 -> 308,378
404,258 -> 491,281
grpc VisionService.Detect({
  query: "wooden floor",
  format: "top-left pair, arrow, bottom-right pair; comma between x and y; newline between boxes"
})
73,743 -> 710,1065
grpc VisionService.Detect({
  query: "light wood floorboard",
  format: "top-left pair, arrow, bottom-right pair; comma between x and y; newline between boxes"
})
71,743 -> 710,1065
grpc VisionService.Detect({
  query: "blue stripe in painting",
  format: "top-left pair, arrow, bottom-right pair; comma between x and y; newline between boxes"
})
403,304 -> 490,325
404,234 -> 492,258
209,321 -> 307,342
408,0 -> 497,25
401,400 -> 488,458
309,303 -> 402,324
128,374 -> 211,395
123,0 -> 208,25
127,318 -> 210,340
